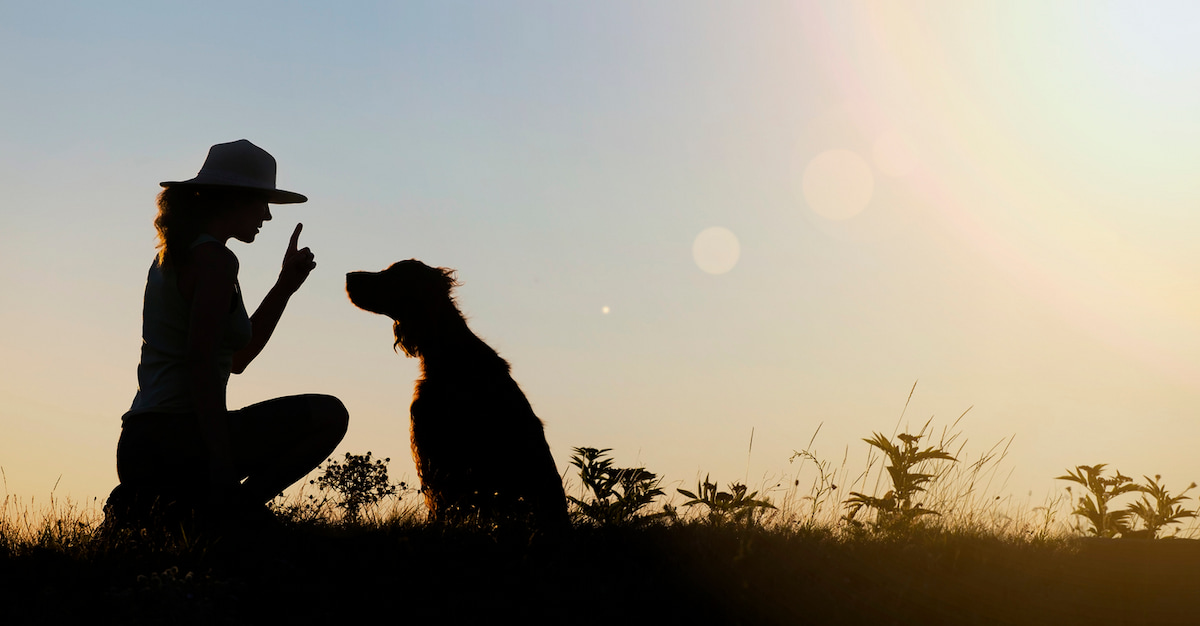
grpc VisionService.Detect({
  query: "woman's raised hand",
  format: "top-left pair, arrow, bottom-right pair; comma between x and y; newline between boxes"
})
279,223 -> 317,293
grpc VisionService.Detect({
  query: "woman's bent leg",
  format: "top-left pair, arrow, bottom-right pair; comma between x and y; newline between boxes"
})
228,394 -> 349,503
112,413 -> 210,528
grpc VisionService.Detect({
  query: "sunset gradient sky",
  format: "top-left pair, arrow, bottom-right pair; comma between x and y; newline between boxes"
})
2,2 -> 1198,511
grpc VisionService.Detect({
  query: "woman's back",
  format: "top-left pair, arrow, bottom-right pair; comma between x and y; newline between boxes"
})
124,235 -> 251,419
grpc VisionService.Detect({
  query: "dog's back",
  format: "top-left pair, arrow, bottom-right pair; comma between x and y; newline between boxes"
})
347,261 -> 568,529
412,336 -> 568,526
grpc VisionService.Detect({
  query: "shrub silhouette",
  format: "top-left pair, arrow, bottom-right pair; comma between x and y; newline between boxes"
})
568,447 -> 664,525
1058,466 -> 1196,539
1056,464 -> 1141,538
1124,475 -> 1197,538
843,432 -> 957,532
311,452 -> 400,523
677,476 -> 775,526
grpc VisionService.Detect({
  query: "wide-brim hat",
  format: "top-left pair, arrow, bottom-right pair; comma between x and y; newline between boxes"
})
160,139 -> 307,204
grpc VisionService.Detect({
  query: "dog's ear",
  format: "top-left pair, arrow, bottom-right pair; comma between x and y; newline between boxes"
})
420,266 -> 460,312
394,319 -> 417,357
392,264 -> 462,358
433,266 -> 459,296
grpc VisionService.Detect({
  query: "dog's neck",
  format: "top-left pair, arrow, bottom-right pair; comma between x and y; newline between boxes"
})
410,318 -> 508,377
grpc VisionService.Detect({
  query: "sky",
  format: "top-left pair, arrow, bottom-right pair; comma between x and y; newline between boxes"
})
2,1 -> 1199,514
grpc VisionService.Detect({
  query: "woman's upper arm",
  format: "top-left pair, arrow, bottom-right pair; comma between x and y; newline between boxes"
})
185,243 -> 238,363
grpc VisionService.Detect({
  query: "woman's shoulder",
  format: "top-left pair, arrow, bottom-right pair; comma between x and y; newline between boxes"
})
190,240 -> 239,279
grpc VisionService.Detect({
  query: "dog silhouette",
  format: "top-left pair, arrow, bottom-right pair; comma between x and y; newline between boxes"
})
347,260 -> 568,529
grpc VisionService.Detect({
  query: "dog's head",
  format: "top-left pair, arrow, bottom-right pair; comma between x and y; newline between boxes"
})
346,260 -> 460,357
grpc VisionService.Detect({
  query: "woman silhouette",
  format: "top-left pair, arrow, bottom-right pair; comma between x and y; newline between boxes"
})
109,140 -> 348,530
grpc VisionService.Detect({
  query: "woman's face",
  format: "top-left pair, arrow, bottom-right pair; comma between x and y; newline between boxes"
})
227,194 -> 272,244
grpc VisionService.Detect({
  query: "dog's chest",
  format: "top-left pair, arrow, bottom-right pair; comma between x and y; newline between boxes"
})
410,376 -> 519,423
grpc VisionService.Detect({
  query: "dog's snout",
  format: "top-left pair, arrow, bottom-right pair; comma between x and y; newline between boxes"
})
345,271 -> 371,307
346,270 -> 375,291
347,269 -> 395,318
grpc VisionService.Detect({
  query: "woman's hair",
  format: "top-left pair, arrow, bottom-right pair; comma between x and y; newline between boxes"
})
154,186 -> 263,266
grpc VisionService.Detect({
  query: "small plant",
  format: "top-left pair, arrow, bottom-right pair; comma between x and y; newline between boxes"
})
267,491 -> 327,523
568,447 -> 664,525
843,432 -> 957,532
789,448 -> 838,525
310,452 -> 402,523
677,476 -> 775,526
1124,475 -> 1196,539
1056,464 -> 1142,538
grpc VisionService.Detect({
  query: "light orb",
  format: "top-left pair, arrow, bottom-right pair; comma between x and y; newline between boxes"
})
692,227 -> 741,275
802,149 -> 874,220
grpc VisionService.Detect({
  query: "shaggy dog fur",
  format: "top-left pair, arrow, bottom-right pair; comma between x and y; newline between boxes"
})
346,260 -> 568,529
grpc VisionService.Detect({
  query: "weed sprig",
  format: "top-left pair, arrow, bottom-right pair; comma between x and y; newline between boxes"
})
677,476 -> 775,526
568,447 -> 665,526
1058,465 -> 1197,538
843,431 -> 957,532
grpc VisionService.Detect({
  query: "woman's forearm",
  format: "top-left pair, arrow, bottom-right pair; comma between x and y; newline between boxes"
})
231,223 -> 315,373
232,280 -> 293,374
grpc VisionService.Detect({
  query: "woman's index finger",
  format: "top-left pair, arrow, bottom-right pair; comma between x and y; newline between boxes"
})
288,223 -> 303,252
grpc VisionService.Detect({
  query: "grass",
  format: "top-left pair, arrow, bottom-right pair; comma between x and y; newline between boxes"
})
4,403 -> 1200,625
4,498 -> 1198,625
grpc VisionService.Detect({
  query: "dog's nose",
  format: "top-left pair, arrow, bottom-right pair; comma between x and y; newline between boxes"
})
346,271 -> 373,300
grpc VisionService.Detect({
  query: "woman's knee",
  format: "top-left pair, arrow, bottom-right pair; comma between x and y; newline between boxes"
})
307,394 -> 349,436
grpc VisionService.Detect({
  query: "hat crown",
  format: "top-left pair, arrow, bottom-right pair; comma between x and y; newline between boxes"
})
194,139 -> 277,189
160,139 -> 306,203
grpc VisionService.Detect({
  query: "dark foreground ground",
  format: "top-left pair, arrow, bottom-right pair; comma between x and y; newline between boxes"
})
2,521 -> 1198,625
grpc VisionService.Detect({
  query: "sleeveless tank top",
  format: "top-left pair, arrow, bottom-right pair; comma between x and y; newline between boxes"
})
123,235 -> 253,420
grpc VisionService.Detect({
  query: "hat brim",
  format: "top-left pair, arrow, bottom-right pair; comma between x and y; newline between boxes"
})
159,180 -> 308,204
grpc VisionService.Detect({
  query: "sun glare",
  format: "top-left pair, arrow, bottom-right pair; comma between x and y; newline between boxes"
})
872,130 -> 918,178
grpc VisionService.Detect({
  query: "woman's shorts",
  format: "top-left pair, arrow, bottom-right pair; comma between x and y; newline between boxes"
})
116,394 -> 332,494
